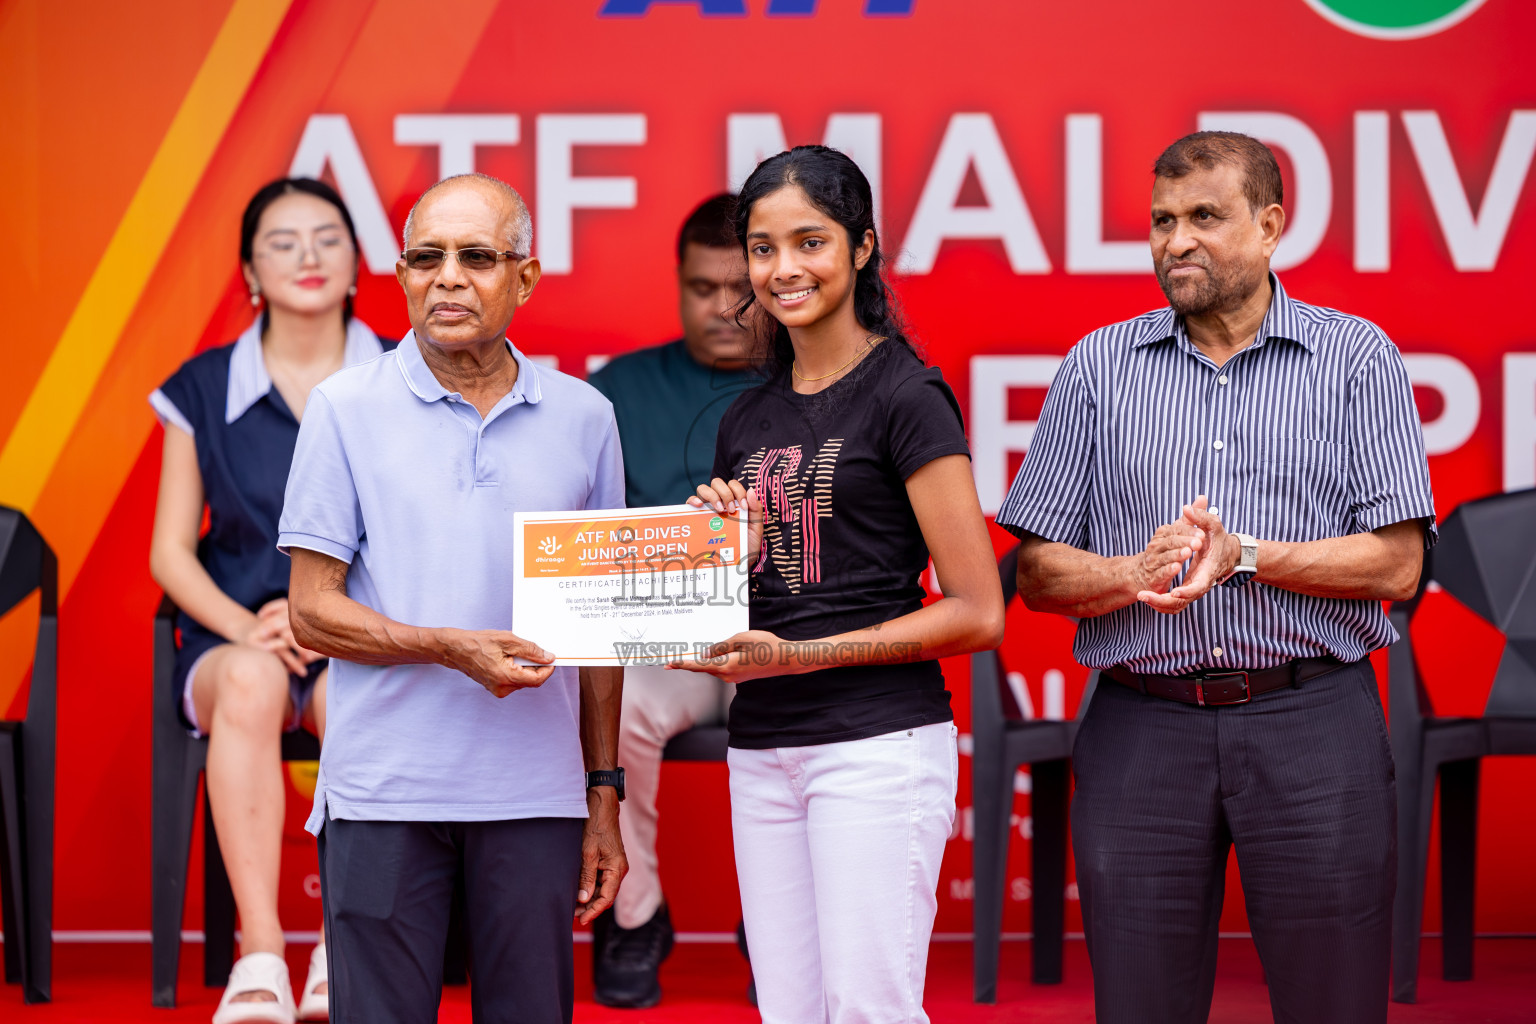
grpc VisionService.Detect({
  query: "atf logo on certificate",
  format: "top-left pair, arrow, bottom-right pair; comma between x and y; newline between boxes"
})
513,504 -> 750,666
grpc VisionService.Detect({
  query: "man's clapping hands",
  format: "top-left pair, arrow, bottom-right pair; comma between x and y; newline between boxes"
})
1134,496 -> 1241,615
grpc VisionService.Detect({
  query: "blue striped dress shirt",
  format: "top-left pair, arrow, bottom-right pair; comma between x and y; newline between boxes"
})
995,275 -> 1436,674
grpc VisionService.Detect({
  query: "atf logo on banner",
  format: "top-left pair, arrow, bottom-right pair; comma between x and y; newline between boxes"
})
1302,0 -> 1488,38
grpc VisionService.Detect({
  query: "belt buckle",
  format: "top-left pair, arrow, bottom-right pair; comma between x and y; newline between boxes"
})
1194,670 -> 1251,707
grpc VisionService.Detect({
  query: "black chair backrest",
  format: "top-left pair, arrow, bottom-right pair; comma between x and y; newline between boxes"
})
1430,489 -> 1536,716
0,506 -> 57,726
982,546 -> 1025,722
0,508 -> 56,620
998,544 -> 1021,607
985,544 -> 1097,723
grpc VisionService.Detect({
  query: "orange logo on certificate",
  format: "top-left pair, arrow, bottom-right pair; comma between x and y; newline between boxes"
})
522,507 -> 734,578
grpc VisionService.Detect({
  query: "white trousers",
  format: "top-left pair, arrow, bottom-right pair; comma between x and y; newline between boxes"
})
614,664 -> 732,928
729,721 -> 958,1024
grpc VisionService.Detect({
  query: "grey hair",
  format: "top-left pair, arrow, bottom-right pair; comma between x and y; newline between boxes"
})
401,172 -> 533,255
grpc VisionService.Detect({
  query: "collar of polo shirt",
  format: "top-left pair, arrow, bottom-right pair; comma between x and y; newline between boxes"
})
395,329 -> 545,408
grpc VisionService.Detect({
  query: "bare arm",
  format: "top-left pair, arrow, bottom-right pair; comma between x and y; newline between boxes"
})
1139,497 -> 1426,613
672,455 -> 1006,681
1016,521 -> 1205,619
1147,499 -> 1424,609
813,453 -> 1004,662
287,547 -> 555,695
578,666 -> 622,774
574,666 -> 625,923
150,424 -> 311,673
150,425 -> 261,643
1255,522 -> 1424,600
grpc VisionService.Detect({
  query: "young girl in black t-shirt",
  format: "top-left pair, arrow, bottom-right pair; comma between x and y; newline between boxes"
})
671,146 -> 1004,1022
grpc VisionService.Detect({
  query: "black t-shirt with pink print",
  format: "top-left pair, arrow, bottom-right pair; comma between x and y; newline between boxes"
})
711,340 -> 971,749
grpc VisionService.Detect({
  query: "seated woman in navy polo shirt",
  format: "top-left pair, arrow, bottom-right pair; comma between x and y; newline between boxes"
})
149,178 -> 390,1024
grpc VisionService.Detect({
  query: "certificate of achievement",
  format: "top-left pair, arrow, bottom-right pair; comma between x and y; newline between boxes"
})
512,504 -> 750,666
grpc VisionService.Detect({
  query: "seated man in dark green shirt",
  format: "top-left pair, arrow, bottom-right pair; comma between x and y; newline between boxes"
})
586,195 -> 760,1008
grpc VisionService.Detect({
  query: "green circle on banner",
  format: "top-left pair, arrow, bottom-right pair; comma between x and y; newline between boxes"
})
1303,0 -> 1488,38
709,515 -> 724,531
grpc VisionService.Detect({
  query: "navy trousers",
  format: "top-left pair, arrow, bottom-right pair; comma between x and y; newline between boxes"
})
1071,659 -> 1395,1024
318,815 -> 584,1024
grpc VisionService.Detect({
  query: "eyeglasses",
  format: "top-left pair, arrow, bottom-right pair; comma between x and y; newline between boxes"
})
254,233 -> 354,264
400,247 -> 526,273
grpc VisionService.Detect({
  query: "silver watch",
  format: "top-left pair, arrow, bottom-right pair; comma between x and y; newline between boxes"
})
1218,533 -> 1259,588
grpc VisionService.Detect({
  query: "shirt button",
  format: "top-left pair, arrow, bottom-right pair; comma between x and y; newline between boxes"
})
1212,440 -> 1225,451
1213,646 -> 1225,658
1217,375 -> 1229,386
1209,506 -> 1220,517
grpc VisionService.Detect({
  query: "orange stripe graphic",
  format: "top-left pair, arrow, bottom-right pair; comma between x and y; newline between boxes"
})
0,0 -> 294,513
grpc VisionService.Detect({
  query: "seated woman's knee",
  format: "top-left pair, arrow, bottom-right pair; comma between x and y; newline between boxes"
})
212,648 -> 290,726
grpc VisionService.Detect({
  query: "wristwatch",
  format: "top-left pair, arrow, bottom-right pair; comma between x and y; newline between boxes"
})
1218,533 -> 1259,588
585,768 -> 626,801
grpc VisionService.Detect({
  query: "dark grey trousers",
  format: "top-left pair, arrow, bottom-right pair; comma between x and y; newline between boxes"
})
1071,659 -> 1395,1024
317,815 -> 584,1024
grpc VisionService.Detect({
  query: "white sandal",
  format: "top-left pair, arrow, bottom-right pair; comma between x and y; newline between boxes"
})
212,951 -> 296,1024
297,943 -> 329,1021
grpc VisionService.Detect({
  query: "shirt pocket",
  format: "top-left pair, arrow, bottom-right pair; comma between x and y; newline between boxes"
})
1260,436 -> 1347,467
1255,436 -> 1350,540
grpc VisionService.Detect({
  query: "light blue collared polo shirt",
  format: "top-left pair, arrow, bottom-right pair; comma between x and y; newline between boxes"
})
278,331 -> 625,833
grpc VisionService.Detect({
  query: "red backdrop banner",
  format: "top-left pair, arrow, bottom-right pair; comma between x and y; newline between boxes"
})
1,0 -> 1532,940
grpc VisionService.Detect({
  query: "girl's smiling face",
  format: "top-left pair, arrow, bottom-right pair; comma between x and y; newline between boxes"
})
745,185 -> 872,331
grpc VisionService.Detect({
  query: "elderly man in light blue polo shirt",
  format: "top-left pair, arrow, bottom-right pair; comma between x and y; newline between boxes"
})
280,172 -> 627,1024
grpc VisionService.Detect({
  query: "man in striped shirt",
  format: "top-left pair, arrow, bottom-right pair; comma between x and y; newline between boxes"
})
997,132 -> 1435,1024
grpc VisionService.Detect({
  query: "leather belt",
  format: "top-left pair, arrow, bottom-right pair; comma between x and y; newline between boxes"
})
1104,656 -> 1347,707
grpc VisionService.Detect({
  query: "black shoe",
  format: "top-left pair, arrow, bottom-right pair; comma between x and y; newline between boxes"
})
736,919 -> 757,1007
592,903 -> 675,1009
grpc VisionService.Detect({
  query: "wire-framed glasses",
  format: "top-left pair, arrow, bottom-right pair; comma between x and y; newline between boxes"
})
253,231 -> 354,264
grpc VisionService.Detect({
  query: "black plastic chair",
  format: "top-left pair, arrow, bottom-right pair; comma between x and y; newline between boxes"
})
662,723 -> 749,977
1389,488 -> 1536,1003
972,545 -> 1097,1004
662,725 -> 729,762
149,595 -> 474,1006
151,596 -> 325,1005
0,508 -> 56,1005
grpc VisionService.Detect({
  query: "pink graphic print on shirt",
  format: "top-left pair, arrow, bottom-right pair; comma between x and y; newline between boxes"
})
741,439 -> 844,594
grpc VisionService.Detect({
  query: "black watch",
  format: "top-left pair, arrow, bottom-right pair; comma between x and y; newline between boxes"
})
585,768 -> 625,801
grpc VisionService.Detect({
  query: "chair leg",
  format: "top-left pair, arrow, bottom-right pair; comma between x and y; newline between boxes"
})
21,617 -> 55,1004
971,745 -> 1012,1003
204,787 -> 237,986
1439,758 -> 1479,982
0,741 -> 28,990
152,732 -> 203,1007
1391,744 -> 1438,1003
1030,758 -> 1068,985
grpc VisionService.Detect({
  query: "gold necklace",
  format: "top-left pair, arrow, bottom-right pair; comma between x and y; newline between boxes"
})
792,338 -> 877,383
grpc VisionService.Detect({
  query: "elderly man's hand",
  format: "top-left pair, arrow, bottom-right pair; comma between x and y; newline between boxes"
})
1138,496 -> 1239,614
440,628 -> 556,696
575,787 -> 626,924
1130,519 -> 1206,602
